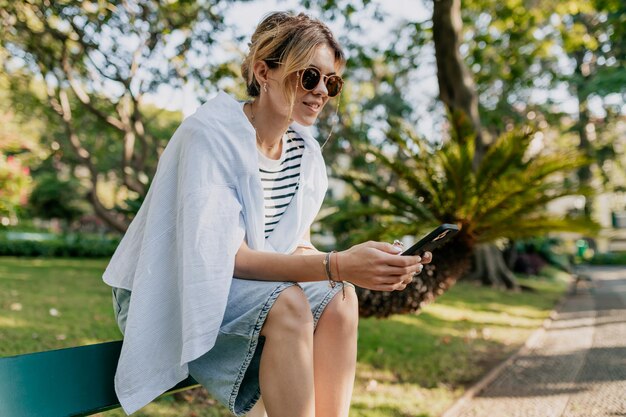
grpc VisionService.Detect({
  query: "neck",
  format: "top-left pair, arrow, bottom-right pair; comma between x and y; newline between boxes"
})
246,100 -> 291,154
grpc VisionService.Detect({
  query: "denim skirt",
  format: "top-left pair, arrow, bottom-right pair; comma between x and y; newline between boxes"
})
112,278 -> 347,416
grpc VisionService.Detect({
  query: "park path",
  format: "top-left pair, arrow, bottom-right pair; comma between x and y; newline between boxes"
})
443,265 -> 626,417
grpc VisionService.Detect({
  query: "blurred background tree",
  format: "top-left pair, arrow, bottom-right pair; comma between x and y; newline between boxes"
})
461,0 -> 626,216
27,172 -> 86,232
0,154 -> 31,221
0,64 -> 42,223
0,0 -> 236,231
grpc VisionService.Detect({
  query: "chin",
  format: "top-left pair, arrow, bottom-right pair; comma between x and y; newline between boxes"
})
292,114 -> 318,127
296,118 -> 317,127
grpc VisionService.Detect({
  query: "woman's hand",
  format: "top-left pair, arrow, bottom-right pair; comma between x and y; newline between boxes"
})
335,241 -> 431,292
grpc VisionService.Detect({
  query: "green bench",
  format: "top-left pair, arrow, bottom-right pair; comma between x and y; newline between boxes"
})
0,341 -> 198,416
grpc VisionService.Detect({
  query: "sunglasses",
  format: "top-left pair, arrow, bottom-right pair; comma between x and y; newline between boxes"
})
298,67 -> 344,97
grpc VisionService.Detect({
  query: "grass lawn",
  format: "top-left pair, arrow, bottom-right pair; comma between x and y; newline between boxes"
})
0,257 -> 569,417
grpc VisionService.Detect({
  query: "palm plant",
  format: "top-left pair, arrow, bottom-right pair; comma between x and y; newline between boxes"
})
326,114 -> 598,317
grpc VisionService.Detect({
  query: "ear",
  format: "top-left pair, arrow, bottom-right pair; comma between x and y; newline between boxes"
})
252,61 -> 271,87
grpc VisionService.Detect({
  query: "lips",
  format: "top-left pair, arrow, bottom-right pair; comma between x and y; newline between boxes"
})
303,101 -> 322,112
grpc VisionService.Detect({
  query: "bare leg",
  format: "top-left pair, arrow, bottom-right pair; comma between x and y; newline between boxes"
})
259,286 -> 316,417
247,396 -> 267,417
313,286 -> 359,417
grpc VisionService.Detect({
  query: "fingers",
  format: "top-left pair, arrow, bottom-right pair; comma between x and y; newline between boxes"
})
397,264 -> 422,285
347,242 -> 431,292
421,251 -> 433,264
377,264 -> 424,291
362,241 -> 422,270
375,283 -> 408,292
363,242 -> 433,266
385,252 -> 421,266
379,258 -> 423,276
364,241 -> 404,255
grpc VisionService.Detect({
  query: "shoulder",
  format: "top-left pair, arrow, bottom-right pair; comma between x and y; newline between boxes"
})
182,93 -> 254,150
166,92 -> 256,177
189,91 -> 250,133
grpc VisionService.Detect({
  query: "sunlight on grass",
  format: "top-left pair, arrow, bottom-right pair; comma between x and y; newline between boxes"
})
0,316 -> 27,329
97,392 -> 229,417
424,304 -> 546,328
352,364 -> 458,417
79,337 -> 112,346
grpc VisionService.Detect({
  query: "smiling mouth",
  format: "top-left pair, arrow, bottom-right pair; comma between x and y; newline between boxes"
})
303,102 -> 322,112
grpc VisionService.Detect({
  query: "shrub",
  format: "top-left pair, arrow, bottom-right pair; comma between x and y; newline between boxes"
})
589,252 -> 626,265
0,234 -> 119,258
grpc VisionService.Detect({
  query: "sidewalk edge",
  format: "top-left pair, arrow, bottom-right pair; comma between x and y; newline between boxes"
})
440,280 -> 573,417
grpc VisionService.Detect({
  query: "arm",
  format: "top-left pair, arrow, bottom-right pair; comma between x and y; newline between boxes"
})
234,241 -> 327,281
234,237 -> 430,292
234,229 -> 322,280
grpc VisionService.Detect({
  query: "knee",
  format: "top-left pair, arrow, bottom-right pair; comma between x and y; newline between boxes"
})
262,285 -> 313,337
319,286 -> 359,335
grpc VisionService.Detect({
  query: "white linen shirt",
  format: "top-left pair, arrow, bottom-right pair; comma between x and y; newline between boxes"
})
102,91 -> 328,414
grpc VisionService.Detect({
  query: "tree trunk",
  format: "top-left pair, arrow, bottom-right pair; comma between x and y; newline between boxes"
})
357,232 -> 473,318
573,49 -> 594,218
432,0 -> 486,167
431,0 -> 522,291
465,243 -> 520,290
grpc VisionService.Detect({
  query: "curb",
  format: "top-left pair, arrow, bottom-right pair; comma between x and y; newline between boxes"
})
440,280 -> 575,417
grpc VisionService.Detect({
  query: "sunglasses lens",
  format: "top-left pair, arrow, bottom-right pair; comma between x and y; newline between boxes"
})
326,76 -> 343,97
300,67 -> 343,97
301,68 -> 321,91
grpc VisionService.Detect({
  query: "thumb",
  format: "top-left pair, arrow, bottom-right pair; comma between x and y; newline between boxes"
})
367,241 -> 403,254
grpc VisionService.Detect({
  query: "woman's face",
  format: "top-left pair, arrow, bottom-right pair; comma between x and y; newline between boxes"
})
265,43 -> 341,127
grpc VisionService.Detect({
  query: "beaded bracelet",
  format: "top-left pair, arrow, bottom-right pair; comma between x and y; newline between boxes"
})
335,251 -> 346,300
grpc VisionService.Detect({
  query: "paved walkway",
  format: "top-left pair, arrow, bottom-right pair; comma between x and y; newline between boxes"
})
443,266 -> 626,417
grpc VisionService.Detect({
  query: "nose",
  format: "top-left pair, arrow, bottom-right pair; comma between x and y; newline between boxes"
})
312,76 -> 328,97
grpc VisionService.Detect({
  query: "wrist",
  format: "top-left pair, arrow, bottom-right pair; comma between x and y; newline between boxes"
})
323,251 -> 337,287
332,251 -> 347,300
333,251 -> 343,282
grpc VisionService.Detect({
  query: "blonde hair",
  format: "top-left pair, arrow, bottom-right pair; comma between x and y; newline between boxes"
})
241,11 -> 345,107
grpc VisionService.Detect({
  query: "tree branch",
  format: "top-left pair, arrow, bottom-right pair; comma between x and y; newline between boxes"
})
117,96 -> 146,195
59,47 -> 127,132
46,82 -> 129,232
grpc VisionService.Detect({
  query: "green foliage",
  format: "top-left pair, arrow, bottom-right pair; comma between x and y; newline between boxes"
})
27,173 -> 85,224
0,0 -> 230,230
461,0 -> 625,127
0,234 -> 119,258
0,154 -> 31,218
332,113 -> 599,246
514,237 -> 575,273
589,252 -> 626,265
460,0 -> 626,202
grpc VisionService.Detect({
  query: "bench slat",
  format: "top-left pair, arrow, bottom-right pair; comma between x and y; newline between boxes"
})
0,341 -> 198,417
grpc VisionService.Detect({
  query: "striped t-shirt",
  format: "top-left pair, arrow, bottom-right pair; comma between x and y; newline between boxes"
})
258,129 -> 305,239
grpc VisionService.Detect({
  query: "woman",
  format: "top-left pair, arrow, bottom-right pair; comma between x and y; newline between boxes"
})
105,11 -> 430,417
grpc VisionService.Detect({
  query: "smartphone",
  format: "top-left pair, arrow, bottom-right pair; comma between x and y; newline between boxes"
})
400,224 -> 460,256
